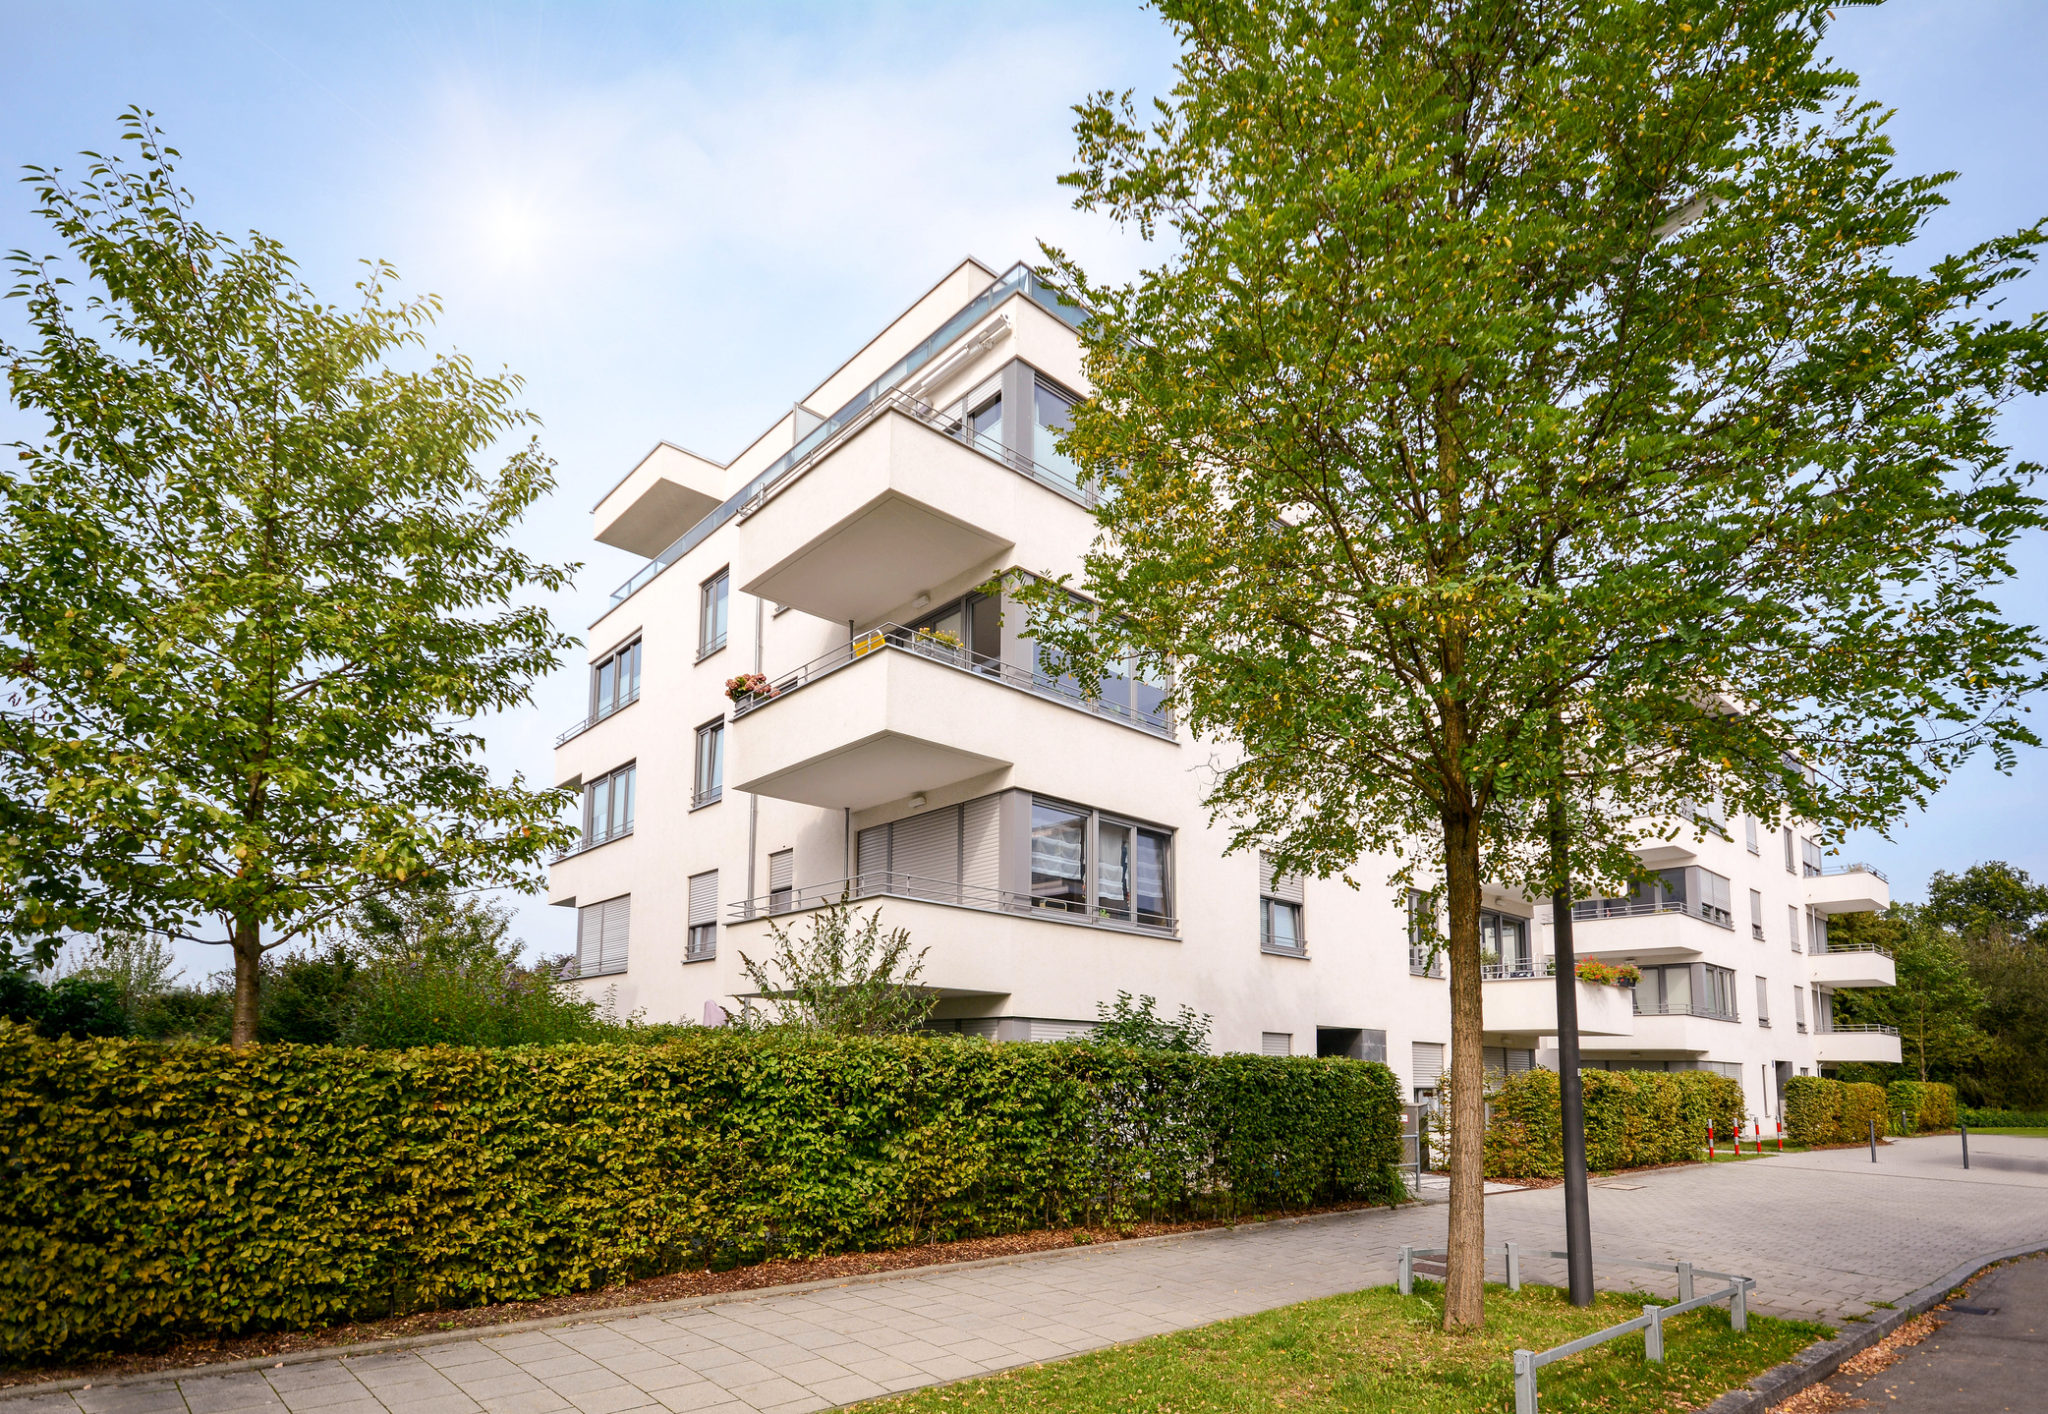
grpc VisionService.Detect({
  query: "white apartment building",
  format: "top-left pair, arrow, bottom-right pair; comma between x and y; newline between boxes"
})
548,256 -> 1902,1124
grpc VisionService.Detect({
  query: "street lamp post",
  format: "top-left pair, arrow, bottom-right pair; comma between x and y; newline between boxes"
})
1551,880 -> 1595,1305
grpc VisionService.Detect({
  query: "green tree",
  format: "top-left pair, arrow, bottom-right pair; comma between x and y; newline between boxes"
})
736,896 -> 936,1035
0,112 -> 577,1045
1035,0 -> 2046,1326
1828,907 -> 1985,1084
1927,862 -> 2048,1107
1090,991 -> 1213,1053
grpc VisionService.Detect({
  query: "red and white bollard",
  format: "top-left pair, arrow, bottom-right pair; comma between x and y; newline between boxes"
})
1776,1119 -> 1785,1153
1708,1122 -> 1716,1160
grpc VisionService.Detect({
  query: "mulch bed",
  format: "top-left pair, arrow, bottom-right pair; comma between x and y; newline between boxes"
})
0,1202 -> 1388,1390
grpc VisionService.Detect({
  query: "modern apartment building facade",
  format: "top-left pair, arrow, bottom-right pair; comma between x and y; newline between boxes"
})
548,256 -> 1902,1122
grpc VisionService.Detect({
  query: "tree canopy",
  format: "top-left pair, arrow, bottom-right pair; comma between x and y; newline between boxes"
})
0,112 -> 577,1045
1033,0 -> 2047,1327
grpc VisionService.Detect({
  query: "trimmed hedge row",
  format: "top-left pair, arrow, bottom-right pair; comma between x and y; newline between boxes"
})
0,1026 -> 1402,1363
1478,1069 -> 1745,1180
1885,1081 -> 1958,1133
1785,1076 -> 1892,1144
1961,1107 -> 2048,1128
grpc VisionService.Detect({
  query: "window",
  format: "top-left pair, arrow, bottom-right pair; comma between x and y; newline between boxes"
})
1744,816 -> 1759,854
693,720 -> 724,807
574,895 -> 630,978
1033,378 -> 1081,489
699,569 -> 729,658
1411,1041 -> 1445,1103
1802,836 -> 1823,878
1481,909 -> 1532,974
1030,800 -> 1088,913
1788,904 -> 1801,954
1698,869 -> 1733,927
1261,1032 -> 1293,1057
908,591 -> 1000,667
1793,985 -> 1808,1032
582,763 -> 636,848
1408,890 -> 1441,977
1700,964 -> 1738,1020
1259,853 -> 1306,956
1783,826 -> 1796,874
1750,889 -> 1765,941
857,796 -> 1002,905
1635,964 -> 1737,1020
768,849 -> 794,915
1755,975 -> 1771,1028
687,871 -> 717,961
1808,906 -> 1828,954
589,638 -> 642,722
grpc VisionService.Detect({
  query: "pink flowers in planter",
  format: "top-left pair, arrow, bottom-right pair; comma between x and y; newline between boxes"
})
1575,958 -> 1642,988
726,672 -> 773,705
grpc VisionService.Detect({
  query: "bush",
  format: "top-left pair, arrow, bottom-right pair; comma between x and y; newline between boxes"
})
1961,1106 -> 2048,1128
1783,1075 -> 1841,1146
0,1026 -> 1403,1362
1886,1080 -> 1958,1133
0,971 -> 131,1040
1479,1068 -> 1745,1179
1838,1081 -> 1889,1142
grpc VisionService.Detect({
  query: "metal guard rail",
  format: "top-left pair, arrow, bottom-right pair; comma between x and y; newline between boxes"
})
726,869 -> 1178,936
1394,1245 -> 1753,1414
556,687 -> 641,747
730,623 -> 1174,738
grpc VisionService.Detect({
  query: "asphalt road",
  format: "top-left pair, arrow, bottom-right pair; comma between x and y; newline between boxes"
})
1819,1252 -> 2048,1413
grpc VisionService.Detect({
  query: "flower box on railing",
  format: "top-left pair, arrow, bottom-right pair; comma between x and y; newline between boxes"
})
725,671 -> 775,706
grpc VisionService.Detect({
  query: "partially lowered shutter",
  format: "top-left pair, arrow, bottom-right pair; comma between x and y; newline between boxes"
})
1412,1041 -> 1446,1090
689,871 -> 717,926
1259,852 -> 1304,902
599,895 -> 630,973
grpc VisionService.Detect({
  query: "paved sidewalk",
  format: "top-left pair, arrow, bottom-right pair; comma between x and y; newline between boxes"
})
1816,1250 -> 2048,1411
9,1134 -> 2047,1414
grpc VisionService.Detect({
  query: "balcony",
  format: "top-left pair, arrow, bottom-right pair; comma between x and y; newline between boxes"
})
1807,941 -> 1897,989
1577,1005 -> 1734,1056
1807,863 -> 1891,916
556,685 -> 640,748
1565,900 -> 1725,962
1479,973 -> 1636,1041
732,394 -> 1092,626
731,627 -> 1173,810
1813,1024 -> 1903,1066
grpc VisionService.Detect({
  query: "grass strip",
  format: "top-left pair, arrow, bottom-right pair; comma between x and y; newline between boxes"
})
861,1280 -> 1829,1413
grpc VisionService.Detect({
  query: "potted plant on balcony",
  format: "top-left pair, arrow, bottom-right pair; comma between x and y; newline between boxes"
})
725,672 -> 773,706
910,626 -> 967,664
1574,959 -> 1641,988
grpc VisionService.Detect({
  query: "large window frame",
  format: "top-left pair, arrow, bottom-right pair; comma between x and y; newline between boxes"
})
1258,853 -> 1306,957
588,637 -> 642,724
581,762 -> 636,849
1028,793 -> 1173,931
693,719 -> 724,808
699,568 -> 730,659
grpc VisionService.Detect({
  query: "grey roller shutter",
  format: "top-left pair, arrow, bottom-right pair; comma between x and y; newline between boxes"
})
1025,1018 -> 1095,1043
890,806 -> 960,900
857,823 -> 889,885
1259,852 -> 1304,902
689,871 -> 717,926
1261,1032 -> 1293,1057
1412,1041 -> 1446,1089
1507,1048 -> 1533,1074
577,902 -> 603,976
600,896 -> 630,974
960,795 -> 1001,899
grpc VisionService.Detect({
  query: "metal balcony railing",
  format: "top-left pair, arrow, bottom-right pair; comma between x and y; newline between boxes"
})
557,686 -> 641,747
1409,945 -> 1444,978
730,623 -> 1174,739
727,870 -> 1177,936
1572,898 -> 1734,930
1817,1022 -> 1900,1036
1811,939 -> 1894,958
1632,998 -> 1740,1022
1820,861 -> 1890,883
1260,930 -> 1308,958
1480,961 -> 1542,980
552,824 -> 633,863
609,263 -> 1086,608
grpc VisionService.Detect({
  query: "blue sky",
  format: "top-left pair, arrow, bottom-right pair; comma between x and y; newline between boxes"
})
4,2 -> 2044,974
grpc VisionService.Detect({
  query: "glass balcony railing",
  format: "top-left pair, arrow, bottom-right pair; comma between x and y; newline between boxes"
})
609,264 -> 1086,608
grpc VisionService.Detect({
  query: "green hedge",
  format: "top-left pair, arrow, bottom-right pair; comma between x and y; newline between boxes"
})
1786,1075 -> 1901,1144
1885,1081 -> 1958,1133
1478,1069 -> 1745,1180
1961,1107 -> 2048,1128
0,1026 -> 1402,1363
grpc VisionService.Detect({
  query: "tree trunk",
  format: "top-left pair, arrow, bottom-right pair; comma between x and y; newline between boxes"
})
1442,802 -> 1487,1331
229,913 -> 263,1050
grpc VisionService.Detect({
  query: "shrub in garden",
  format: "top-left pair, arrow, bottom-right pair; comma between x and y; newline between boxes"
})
0,1026 -> 1402,1362
1960,1106 -> 2048,1128
1784,1075 -> 1842,1145
1478,1068 -> 1744,1179
1886,1080 -> 1958,1133
1838,1081 -> 1889,1142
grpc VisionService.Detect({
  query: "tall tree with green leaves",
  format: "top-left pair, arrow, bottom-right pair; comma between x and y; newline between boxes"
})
0,112 -> 577,1046
1033,0 -> 2047,1327
1926,862 -> 2048,1106
1828,907 -> 1986,1084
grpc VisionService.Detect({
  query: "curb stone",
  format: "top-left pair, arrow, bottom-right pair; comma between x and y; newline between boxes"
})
1699,1241 -> 2048,1413
0,1200 -> 1412,1404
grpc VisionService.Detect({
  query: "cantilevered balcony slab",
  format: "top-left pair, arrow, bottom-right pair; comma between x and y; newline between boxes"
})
1480,976 -> 1636,1042
732,629 -> 1173,811
1806,865 -> 1891,916
734,406 -> 1087,626
1813,1027 -> 1903,1066
1576,1010 -> 1733,1056
1565,904 -> 1725,963
1807,947 -> 1897,990
595,442 -> 726,556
